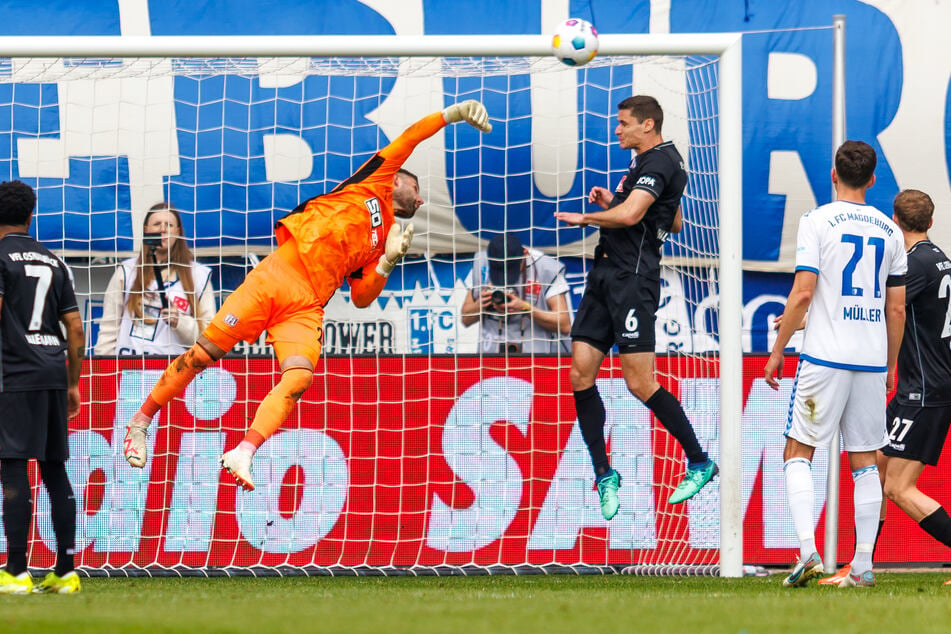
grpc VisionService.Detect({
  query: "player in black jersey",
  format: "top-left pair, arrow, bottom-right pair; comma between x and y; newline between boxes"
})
554,96 -> 716,520
0,181 -> 84,594
876,190 -> 951,577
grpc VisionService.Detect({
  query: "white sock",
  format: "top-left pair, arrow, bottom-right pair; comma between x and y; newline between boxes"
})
784,458 -> 817,561
851,465 -> 881,575
237,440 -> 258,456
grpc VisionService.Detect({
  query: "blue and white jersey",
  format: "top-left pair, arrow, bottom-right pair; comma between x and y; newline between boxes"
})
796,200 -> 907,371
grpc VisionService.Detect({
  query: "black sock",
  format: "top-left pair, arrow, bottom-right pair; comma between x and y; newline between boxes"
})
574,386 -> 610,477
919,506 -> 951,549
39,461 -> 76,576
1,459 -> 31,575
643,387 -> 707,465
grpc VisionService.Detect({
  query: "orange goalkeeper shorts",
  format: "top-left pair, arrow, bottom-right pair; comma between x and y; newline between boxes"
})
204,242 -> 324,367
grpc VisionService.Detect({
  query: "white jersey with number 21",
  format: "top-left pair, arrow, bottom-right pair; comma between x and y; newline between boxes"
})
796,200 -> 907,372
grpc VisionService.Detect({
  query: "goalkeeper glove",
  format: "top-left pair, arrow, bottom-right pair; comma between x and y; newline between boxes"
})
442,100 -> 492,133
376,222 -> 415,277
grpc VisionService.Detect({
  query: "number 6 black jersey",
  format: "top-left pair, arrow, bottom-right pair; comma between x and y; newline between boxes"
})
599,141 -> 687,281
0,232 -> 77,391
896,240 -> 951,406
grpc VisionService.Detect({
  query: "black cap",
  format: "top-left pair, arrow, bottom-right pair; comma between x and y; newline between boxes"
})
487,233 -> 523,287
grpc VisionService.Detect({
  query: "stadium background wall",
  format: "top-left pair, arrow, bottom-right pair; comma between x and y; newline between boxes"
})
3,355 -> 947,570
1,0 -> 948,355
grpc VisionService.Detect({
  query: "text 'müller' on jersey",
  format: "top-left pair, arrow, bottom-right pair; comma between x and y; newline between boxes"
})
795,200 -> 907,372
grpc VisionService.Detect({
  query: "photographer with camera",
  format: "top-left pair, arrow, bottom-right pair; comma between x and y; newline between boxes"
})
461,233 -> 571,354
95,202 -> 215,356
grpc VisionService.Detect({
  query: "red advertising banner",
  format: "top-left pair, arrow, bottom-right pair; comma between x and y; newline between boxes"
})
15,356 -> 951,570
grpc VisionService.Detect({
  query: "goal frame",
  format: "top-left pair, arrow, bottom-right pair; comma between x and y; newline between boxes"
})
0,32 -> 745,577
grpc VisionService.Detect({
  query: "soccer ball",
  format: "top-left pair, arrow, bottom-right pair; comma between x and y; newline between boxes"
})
551,18 -> 599,67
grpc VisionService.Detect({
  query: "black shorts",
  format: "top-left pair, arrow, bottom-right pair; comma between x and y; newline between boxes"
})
570,261 -> 659,354
0,389 -> 69,461
881,399 -> 951,466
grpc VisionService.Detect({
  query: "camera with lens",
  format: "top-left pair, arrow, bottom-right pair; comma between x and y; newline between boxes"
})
143,232 -> 164,248
486,286 -> 516,310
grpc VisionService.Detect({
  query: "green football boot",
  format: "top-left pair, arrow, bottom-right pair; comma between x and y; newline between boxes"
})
667,460 -> 718,505
596,469 -> 621,520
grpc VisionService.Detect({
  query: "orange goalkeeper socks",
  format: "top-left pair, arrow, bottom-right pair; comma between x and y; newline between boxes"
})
246,367 -> 313,448
138,344 -> 215,420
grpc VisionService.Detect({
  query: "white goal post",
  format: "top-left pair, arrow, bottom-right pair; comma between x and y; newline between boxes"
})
0,33 -> 744,577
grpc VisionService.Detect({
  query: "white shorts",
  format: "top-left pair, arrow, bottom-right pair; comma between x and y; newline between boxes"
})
784,359 -> 888,452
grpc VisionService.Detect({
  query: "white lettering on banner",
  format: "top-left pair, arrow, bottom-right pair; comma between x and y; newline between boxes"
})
680,377 -> 829,549
741,294 -> 802,354
528,379 -> 656,550
426,377 -> 529,552
768,151 -> 818,268
165,432 -> 226,552
23,369 -> 832,556
35,430 -> 114,552
236,430 -> 348,554
87,370 -> 162,551
323,320 -> 395,354
679,378 -> 720,547
183,368 -> 237,420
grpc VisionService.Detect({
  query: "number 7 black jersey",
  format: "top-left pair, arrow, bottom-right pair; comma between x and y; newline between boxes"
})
0,232 -> 78,392
896,240 -> 951,406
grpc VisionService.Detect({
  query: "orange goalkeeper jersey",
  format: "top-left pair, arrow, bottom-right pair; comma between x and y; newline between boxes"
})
275,112 -> 447,305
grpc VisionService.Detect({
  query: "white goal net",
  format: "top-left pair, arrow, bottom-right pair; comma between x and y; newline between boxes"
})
0,34 -> 743,576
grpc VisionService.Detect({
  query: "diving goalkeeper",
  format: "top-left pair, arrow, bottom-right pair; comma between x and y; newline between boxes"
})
123,101 -> 492,490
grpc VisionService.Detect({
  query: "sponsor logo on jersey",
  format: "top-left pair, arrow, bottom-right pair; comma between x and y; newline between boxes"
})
224,313 -> 239,327
636,175 -> 656,188
525,281 -> 541,298
365,197 -> 383,227
615,174 -> 626,193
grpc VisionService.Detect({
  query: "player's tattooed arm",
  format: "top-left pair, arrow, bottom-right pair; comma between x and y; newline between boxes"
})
60,309 -> 86,420
60,310 -> 85,387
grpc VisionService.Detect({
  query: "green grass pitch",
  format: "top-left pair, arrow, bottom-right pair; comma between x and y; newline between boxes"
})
1,573 -> 950,633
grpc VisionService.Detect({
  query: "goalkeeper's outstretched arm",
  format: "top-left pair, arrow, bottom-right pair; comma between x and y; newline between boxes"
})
349,223 -> 415,307
379,100 -> 491,166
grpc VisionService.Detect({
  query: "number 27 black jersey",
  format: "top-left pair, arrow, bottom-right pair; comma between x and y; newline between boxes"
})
0,232 -> 78,391
896,240 -> 951,406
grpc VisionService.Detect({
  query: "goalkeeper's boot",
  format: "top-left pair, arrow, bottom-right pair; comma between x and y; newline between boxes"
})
124,421 -> 149,468
0,570 -> 33,595
595,469 -> 621,520
221,447 -> 255,491
838,569 -> 875,588
668,460 -> 718,505
782,552 -> 823,588
34,571 -> 81,594
818,563 -> 851,585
